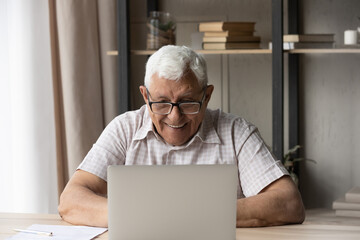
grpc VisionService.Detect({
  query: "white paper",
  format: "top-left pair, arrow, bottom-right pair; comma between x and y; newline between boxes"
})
7,224 -> 107,240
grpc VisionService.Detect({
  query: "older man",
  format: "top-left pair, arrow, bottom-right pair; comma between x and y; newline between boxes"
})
58,45 -> 305,228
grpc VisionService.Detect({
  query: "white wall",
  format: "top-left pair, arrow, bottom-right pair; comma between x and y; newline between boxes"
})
129,0 -> 360,209
298,0 -> 360,208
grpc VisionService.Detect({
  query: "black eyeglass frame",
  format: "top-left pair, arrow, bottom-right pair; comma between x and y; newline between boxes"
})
146,87 -> 207,115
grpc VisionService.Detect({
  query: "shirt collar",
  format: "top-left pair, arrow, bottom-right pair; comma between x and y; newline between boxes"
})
194,109 -> 221,144
133,105 -> 160,141
133,106 -> 221,145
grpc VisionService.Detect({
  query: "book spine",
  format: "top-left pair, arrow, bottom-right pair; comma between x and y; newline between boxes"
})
335,210 -> 360,218
333,201 -> 360,210
346,193 -> 360,203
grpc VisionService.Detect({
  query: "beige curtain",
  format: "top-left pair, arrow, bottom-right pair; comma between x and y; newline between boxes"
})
48,0 -> 118,197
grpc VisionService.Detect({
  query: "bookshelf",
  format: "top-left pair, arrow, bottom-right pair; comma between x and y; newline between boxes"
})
108,48 -> 360,56
288,49 -> 360,54
115,0 -> 360,160
115,0 -> 286,159
108,49 -> 272,55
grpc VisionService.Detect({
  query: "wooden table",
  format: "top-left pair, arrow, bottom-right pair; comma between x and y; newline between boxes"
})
1,209 -> 360,239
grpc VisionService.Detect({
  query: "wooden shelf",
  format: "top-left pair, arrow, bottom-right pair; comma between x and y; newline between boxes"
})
108,49 -> 272,56
193,49 -> 272,54
108,48 -> 360,56
287,48 -> 360,54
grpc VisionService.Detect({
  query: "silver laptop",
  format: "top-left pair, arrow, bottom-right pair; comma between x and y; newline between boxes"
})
108,164 -> 238,240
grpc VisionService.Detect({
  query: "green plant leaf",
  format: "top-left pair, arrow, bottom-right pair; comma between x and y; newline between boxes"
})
292,158 -> 317,164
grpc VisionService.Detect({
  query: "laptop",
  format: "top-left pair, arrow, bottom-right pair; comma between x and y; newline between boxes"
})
108,164 -> 238,240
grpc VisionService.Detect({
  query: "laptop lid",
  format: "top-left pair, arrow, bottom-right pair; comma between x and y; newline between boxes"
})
108,164 -> 237,240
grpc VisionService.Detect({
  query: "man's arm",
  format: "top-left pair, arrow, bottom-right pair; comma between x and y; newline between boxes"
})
236,176 -> 305,227
58,170 -> 108,227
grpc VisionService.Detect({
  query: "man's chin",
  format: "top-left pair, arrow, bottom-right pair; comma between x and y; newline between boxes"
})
164,137 -> 188,146
161,132 -> 191,146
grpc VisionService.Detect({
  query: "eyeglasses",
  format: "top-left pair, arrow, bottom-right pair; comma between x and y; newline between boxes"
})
146,88 -> 207,115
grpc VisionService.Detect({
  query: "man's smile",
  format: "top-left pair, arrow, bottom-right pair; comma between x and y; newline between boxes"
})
165,122 -> 187,129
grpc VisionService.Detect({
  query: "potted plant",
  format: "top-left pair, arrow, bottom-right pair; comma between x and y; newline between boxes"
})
282,145 -> 316,187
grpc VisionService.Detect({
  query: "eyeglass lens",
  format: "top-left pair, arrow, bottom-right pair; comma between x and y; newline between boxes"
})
152,102 -> 200,114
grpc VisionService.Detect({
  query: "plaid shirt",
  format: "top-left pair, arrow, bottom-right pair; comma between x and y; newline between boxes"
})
78,105 -> 288,198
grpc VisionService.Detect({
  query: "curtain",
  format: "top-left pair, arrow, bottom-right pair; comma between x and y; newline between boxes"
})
48,0 -> 118,196
0,0 -> 58,213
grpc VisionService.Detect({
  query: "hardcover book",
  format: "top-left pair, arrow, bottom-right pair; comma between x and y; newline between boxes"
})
283,34 -> 335,42
284,42 -> 335,49
203,42 -> 260,50
332,198 -> 360,210
199,22 -> 255,32
269,42 -> 335,50
203,36 -> 261,43
204,31 -> 254,37
346,186 -> 360,203
335,210 -> 360,218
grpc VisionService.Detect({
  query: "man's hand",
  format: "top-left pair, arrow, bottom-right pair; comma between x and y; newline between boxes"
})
58,170 -> 108,227
236,176 -> 305,227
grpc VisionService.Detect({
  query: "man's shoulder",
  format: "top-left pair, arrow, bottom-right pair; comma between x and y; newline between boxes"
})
106,105 -> 150,131
113,105 -> 148,120
206,108 -> 254,128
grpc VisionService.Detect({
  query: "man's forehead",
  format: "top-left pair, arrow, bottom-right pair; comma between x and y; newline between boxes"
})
150,84 -> 200,99
149,74 -> 202,96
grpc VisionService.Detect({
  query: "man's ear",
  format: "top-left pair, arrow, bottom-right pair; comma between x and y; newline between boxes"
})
139,86 -> 148,103
205,85 -> 214,104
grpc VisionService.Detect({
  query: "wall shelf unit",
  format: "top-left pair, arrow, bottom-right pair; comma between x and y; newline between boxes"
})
108,48 -> 360,56
116,0 -> 286,159
108,49 -> 272,55
115,0 -> 360,160
107,48 -> 360,56
288,48 -> 360,54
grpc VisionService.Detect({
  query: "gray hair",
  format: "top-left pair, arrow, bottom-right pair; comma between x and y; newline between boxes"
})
144,45 -> 208,88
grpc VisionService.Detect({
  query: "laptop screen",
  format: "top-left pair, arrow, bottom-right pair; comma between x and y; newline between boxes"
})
108,164 -> 237,240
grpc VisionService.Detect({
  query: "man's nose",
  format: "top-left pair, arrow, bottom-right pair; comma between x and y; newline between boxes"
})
167,105 -> 182,121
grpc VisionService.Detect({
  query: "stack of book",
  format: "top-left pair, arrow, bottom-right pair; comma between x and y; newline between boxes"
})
332,186 -> 360,218
198,22 -> 261,50
269,33 -> 335,50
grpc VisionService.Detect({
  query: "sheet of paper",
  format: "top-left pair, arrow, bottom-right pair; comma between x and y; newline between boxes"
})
7,224 -> 107,240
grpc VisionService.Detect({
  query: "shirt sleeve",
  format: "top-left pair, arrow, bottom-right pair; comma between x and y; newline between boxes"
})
236,123 -> 289,197
77,116 -> 128,181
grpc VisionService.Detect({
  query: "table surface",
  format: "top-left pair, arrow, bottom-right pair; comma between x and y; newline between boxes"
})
1,209 -> 360,240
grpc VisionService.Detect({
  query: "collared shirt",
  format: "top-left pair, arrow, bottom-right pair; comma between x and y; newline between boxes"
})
78,105 -> 288,198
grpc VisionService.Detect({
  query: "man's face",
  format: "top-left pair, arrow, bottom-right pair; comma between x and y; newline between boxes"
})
140,72 -> 213,146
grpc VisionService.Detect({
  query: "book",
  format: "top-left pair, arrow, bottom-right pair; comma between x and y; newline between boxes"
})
203,42 -> 260,50
269,41 -> 335,50
346,186 -> 360,203
335,209 -> 360,218
199,22 -> 255,32
337,44 -> 360,49
204,31 -> 254,37
283,34 -> 335,42
285,42 -> 335,49
332,197 -> 360,210
203,36 -> 261,43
